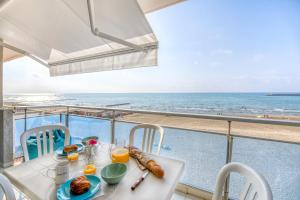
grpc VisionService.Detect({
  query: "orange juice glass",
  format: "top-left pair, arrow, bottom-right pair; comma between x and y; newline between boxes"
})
111,148 -> 129,163
67,152 -> 79,161
84,164 -> 97,175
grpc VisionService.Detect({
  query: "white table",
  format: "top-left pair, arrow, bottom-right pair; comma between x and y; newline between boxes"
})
4,145 -> 184,200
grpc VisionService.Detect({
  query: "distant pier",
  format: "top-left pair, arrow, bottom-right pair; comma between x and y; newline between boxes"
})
266,93 -> 300,96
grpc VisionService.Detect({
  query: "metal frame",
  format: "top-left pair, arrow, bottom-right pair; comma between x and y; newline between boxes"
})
224,121 -> 233,200
86,0 -> 144,51
0,38 -> 3,107
111,111 -> 116,143
14,104 -> 300,127
49,43 -> 157,66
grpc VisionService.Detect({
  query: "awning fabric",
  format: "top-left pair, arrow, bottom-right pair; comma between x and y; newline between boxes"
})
0,0 -> 184,76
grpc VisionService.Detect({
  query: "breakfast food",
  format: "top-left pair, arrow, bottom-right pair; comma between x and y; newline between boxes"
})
111,148 -> 129,163
70,176 -> 90,195
67,152 -> 79,161
128,146 -> 164,178
63,144 -> 78,153
84,164 -> 97,175
147,160 -> 164,178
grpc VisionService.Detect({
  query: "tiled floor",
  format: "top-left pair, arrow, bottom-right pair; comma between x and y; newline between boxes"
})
172,191 -> 205,200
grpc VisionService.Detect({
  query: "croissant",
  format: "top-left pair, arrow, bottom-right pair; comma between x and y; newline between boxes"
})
70,176 -> 90,195
63,144 -> 78,153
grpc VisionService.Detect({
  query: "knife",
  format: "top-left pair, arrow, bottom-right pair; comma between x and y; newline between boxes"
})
131,171 -> 149,191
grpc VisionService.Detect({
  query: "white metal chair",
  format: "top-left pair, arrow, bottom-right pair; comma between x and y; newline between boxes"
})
129,124 -> 164,155
212,162 -> 272,200
0,174 -> 16,200
20,125 -> 70,161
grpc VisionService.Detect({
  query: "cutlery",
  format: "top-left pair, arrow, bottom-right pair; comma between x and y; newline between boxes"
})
131,171 -> 149,191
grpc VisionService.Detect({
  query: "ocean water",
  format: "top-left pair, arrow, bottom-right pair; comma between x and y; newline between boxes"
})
5,92 -> 300,116
9,93 -> 300,200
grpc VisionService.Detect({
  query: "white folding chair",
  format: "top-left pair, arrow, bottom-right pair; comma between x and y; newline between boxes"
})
20,125 -> 70,161
0,174 -> 16,200
129,124 -> 164,155
212,162 -> 273,200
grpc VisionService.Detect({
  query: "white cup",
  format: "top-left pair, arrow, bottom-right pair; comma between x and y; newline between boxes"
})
47,161 -> 69,185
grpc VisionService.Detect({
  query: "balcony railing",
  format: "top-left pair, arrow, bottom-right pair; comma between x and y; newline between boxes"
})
10,105 -> 300,200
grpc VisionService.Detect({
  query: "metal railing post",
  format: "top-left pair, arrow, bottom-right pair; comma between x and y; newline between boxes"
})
224,121 -> 233,200
65,107 -> 69,128
59,113 -> 62,123
24,108 -> 27,132
111,111 -> 115,144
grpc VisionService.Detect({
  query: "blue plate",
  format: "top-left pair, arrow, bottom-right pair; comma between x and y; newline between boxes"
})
55,144 -> 84,157
57,175 -> 101,200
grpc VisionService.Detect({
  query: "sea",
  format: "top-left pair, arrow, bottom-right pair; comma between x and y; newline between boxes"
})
5,92 -> 300,116
5,93 -> 300,200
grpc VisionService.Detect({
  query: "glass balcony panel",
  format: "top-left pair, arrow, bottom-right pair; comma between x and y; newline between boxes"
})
68,115 -> 111,144
115,121 -> 227,192
230,137 -> 300,200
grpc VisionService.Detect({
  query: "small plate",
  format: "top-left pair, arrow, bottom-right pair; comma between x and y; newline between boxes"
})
57,175 -> 101,200
55,144 -> 84,157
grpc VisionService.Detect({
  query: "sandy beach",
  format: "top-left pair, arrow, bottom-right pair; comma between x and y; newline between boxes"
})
120,113 -> 300,144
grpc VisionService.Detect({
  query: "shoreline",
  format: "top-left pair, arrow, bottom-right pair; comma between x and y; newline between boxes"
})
120,113 -> 300,144
8,103 -> 300,144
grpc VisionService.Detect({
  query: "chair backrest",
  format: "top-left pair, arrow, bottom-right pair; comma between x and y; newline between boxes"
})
0,174 -> 16,200
129,124 -> 164,155
212,162 -> 272,200
21,125 -> 70,161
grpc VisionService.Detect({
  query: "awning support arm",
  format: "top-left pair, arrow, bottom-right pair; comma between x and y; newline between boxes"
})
0,41 -> 49,68
86,0 -> 144,51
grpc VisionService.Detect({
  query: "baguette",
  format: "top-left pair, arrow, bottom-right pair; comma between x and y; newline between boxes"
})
147,160 -> 164,178
128,146 -> 164,178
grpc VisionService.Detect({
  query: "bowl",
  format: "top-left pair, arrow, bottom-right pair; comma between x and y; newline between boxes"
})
82,136 -> 99,146
101,163 -> 127,184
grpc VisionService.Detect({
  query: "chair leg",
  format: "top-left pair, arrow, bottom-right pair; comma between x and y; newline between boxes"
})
0,190 -> 4,200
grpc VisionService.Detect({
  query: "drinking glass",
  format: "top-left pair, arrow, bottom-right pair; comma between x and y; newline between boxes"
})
109,139 -> 129,163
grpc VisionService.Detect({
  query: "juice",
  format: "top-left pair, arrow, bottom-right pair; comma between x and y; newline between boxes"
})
84,164 -> 96,175
67,152 -> 79,161
111,148 -> 129,163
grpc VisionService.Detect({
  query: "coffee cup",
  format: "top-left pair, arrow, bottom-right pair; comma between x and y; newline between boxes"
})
47,161 -> 69,184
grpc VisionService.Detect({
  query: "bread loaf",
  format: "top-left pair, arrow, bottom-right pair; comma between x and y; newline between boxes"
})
147,160 -> 164,178
128,146 -> 164,178
70,176 -> 90,195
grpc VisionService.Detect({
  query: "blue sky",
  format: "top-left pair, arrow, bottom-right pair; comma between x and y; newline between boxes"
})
4,0 -> 300,93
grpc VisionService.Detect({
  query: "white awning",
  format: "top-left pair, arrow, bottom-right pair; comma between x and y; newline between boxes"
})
0,0 -> 184,76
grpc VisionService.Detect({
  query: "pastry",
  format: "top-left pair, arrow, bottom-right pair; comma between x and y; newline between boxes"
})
70,176 -> 90,195
63,144 -> 78,153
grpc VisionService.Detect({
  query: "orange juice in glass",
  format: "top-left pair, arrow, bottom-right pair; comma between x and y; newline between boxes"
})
84,164 -> 97,175
111,148 -> 129,163
67,152 -> 79,161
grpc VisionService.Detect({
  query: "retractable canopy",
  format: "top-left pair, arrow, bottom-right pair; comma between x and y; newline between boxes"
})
0,0 -> 184,76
